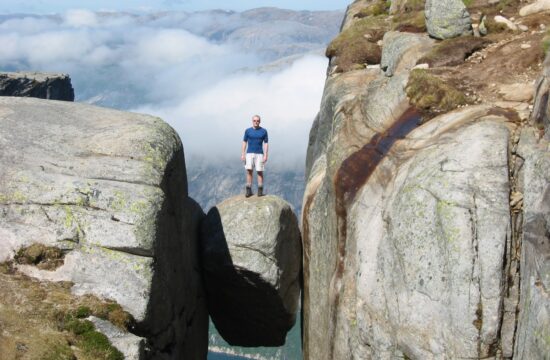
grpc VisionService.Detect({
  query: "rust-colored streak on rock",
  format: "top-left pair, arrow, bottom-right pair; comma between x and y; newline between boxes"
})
329,107 -> 421,357
487,107 -> 522,124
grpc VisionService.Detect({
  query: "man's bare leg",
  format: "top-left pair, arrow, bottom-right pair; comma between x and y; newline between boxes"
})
247,169 -> 253,186
257,171 -> 263,186
246,169 -> 253,197
257,171 -> 264,196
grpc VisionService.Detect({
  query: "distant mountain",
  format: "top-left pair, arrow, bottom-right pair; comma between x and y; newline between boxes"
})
147,8 -> 343,60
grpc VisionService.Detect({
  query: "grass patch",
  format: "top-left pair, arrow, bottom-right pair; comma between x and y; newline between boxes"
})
354,0 -> 390,18
64,301 -> 133,331
59,314 -> 124,360
543,31 -> 550,54
326,16 -> 387,72
14,243 -> 65,270
392,10 -> 426,33
496,0 -> 520,12
418,36 -> 489,67
0,261 -> 15,274
75,305 -> 92,318
406,69 -> 471,117
42,342 -> 76,360
401,0 -> 425,12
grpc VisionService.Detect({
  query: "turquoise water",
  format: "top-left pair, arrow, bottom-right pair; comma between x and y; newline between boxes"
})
208,352 -> 250,360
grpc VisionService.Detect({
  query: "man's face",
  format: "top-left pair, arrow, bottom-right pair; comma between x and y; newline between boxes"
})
252,117 -> 261,128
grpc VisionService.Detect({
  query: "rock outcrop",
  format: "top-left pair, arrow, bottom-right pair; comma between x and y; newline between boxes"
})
0,97 -> 207,359
304,1 -> 550,359
532,53 -> 550,139
425,0 -> 473,39
0,72 -> 74,101
201,195 -> 302,347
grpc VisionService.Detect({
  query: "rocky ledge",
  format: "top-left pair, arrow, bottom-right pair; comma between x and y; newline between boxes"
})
0,72 -> 75,101
0,97 -> 207,359
201,195 -> 302,347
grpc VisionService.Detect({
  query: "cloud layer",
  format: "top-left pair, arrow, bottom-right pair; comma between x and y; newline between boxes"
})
0,9 -> 332,167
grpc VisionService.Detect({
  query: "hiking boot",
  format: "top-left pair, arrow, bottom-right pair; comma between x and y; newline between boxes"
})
245,186 -> 253,198
257,186 -> 264,197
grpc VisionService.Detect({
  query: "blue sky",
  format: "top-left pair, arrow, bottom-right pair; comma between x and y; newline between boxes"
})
1,0 -> 350,14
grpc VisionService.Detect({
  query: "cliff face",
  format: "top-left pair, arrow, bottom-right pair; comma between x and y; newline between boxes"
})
0,97 -> 207,359
303,1 -> 550,359
0,72 -> 74,101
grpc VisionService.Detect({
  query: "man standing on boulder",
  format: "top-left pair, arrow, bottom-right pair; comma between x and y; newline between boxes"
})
241,114 -> 268,197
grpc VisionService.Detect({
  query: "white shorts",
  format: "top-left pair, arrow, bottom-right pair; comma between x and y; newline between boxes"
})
245,153 -> 265,171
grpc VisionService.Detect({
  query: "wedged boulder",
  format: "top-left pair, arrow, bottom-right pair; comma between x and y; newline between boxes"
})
201,195 -> 301,347
425,0 -> 473,39
0,97 -> 208,359
0,72 -> 74,101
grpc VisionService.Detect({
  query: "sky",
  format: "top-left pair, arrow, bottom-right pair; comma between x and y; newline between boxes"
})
0,0 -> 350,14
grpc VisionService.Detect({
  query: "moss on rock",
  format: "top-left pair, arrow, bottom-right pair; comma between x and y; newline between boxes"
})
14,243 -> 65,270
417,36 -> 489,67
406,69 -> 471,118
392,10 -> 426,33
326,16 -> 388,73
354,1 -> 390,18
59,314 -> 124,360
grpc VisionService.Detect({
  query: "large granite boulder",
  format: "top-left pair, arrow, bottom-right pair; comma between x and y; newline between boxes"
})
0,97 -> 207,359
380,31 -> 434,77
302,3 -> 550,357
201,195 -> 302,347
425,0 -> 473,39
0,72 -> 74,101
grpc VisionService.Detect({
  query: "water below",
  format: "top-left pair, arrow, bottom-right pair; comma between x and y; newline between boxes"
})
208,352 -> 250,360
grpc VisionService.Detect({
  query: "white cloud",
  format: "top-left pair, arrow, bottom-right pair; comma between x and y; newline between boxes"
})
63,9 -> 98,27
0,12 -> 328,169
136,55 -> 327,166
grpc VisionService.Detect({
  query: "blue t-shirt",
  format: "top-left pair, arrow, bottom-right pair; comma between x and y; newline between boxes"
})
243,127 -> 268,154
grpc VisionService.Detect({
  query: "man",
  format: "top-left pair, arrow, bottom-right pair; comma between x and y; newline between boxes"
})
241,114 -> 268,197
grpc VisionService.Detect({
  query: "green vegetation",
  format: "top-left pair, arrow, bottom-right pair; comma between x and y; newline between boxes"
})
392,10 -> 426,32
326,16 -> 387,72
496,0 -> 520,11
354,0 -> 390,18
43,342 -> 76,360
418,36 -> 488,67
543,31 -> 550,55
60,313 -> 124,360
401,0 -> 425,11
406,69 -> 470,117
484,17 -> 510,34
76,306 -> 92,318
462,0 -> 473,7
14,243 -> 65,270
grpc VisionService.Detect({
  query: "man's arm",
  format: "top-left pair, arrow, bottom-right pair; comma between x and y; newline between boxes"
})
263,142 -> 269,163
241,141 -> 247,161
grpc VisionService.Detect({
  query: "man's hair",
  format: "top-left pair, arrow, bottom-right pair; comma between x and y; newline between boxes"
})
252,115 -> 261,121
